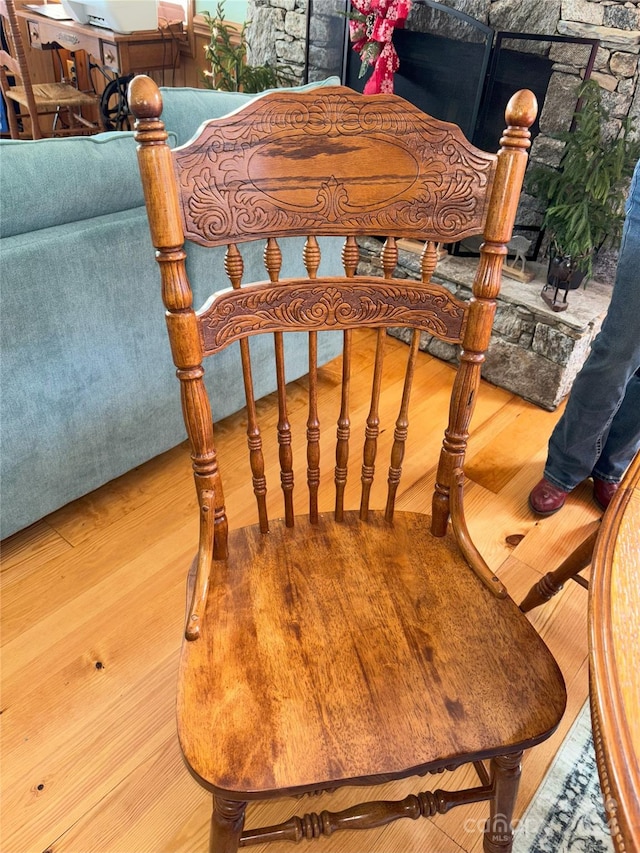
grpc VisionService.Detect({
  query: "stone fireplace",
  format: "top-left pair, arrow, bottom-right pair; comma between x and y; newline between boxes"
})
245,0 -> 640,407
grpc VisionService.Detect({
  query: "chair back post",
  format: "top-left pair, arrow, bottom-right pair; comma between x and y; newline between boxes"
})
129,75 -> 229,570
431,89 -> 537,536
1,0 -> 43,138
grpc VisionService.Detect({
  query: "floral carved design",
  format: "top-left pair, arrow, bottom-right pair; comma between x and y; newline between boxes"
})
173,88 -> 496,247
198,279 -> 467,355
316,177 -> 350,222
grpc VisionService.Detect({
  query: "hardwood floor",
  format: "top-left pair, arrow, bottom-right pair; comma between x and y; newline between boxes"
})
1,331 -> 600,853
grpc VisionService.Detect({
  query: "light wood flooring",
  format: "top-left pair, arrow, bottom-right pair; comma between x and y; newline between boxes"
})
1,330 -> 601,853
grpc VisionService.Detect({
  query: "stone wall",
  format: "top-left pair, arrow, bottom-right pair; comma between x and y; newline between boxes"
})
246,0 -> 640,111
245,0 -> 309,83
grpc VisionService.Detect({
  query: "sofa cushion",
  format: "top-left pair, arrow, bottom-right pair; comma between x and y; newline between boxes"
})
159,77 -> 341,147
0,132 -> 156,238
0,208 -> 343,539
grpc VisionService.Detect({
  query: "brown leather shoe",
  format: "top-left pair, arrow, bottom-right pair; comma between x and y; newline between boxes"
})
528,478 -> 569,516
593,478 -> 619,511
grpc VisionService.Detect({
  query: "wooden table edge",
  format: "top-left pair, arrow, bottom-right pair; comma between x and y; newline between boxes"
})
589,453 -> 640,853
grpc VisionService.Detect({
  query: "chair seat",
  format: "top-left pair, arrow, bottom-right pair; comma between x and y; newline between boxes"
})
177,510 -> 566,797
7,82 -> 97,110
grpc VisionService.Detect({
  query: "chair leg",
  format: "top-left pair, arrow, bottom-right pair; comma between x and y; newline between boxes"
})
483,751 -> 522,853
3,95 -> 21,139
209,796 -> 247,853
519,528 -> 597,612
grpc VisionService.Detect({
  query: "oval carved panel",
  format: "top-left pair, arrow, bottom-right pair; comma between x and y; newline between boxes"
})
246,136 -> 419,218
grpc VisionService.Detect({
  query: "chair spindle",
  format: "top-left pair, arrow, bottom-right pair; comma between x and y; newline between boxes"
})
304,236 -> 321,522
225,243 -> 244,289
264,237 -> 282,282
304,235 -> 321,279
307,332 -> 320,523
385,329 -> 420,521
225,243 -> 269,531
224,243 -> 269,533
381,236 -> 398,279
264,238 -> 294,526
241,349 -> 269,533
334,331 -> 352,522
334,235 -> 357,521
421,241 -> 438,283
360,328 -> 385,521
342,235 -> 359,277
275,332 -> 294,527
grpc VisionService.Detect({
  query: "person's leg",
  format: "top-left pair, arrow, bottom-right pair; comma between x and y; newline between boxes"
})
543,345 -> 639,493
542,161 -> 640,494
593,368 -> 640,483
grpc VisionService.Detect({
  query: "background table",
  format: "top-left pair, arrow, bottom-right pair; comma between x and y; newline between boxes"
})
19,6 -> 181,77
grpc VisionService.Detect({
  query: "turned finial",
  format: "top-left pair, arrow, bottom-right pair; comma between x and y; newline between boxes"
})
128,74 -> 163,122
505,89 -> 538,131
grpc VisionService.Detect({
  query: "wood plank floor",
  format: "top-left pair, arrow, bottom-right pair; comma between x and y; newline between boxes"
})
1,331 -> 601,853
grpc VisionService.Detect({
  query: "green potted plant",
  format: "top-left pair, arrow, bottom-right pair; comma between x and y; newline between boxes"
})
202,1 -> 294,93
528,79 -> 640,309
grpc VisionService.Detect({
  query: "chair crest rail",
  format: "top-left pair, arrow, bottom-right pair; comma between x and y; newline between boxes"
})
172,87 -> 497,247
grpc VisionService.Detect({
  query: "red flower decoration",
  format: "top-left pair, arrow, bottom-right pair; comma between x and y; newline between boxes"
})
349,0 -> 412,94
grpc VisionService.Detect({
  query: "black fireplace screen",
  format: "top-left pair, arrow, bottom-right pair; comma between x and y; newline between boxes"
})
352,2 -> 493,142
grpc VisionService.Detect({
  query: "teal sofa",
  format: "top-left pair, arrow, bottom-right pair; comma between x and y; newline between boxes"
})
0,82 -> 342,540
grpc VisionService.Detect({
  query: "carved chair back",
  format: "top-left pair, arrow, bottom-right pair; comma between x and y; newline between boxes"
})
132,79 -> 533,547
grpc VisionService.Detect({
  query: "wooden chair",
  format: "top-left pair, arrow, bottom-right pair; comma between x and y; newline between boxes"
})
129,76 -> 566,853
0,0 -> 101,139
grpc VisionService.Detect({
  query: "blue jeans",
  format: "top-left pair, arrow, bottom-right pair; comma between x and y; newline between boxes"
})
544,159 -> 640,492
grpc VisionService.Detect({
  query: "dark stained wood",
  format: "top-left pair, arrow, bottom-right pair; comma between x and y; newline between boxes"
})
0,0 -> 101,139
385,330 -> 420,521
130,78 -> 564,853
359,327 -> 385,521
484,752 -> 523,853
239,780 -> 496,845
210,797 -> 247,853
334,330 -> 352,523
450,468 -> 507,599
306,331 -> 320,524
275,330 -> 294,526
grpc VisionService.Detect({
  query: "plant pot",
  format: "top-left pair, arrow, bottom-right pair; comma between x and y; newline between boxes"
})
541,255 -> 587,312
